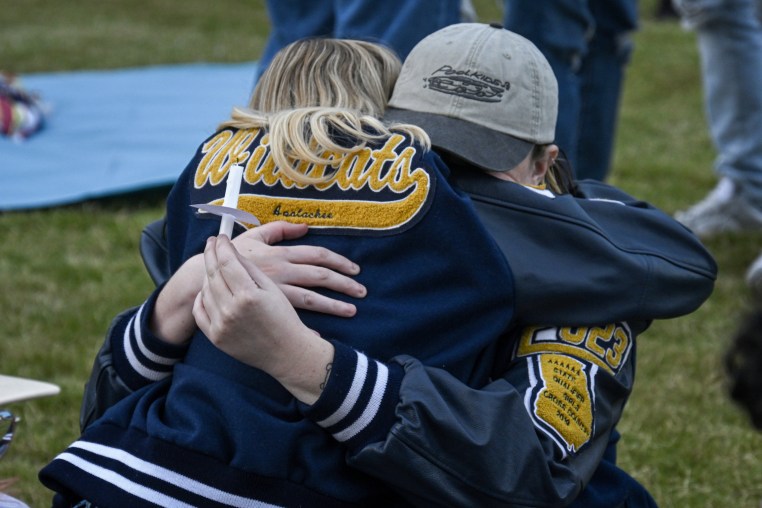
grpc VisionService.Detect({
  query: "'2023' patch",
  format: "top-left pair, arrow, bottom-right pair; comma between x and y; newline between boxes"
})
517,323 -> 633,455
191,128 -> 434,235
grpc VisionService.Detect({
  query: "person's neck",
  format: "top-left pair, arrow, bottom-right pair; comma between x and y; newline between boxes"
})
484,169 -> 520,183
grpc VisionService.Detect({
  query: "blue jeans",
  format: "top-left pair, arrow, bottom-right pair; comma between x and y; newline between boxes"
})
673,0 -> 762,210
503,0 -> 638,180
258,0 -> 460,81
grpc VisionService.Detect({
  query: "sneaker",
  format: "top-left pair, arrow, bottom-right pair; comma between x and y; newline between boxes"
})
746,252 -> 762,298
675,177 -> 762,238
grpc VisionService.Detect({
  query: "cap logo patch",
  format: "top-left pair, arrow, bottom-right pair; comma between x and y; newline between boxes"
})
424,65 -> 509,103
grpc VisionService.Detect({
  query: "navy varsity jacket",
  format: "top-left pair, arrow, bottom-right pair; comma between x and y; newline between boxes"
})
41,127 -> 518,507
42,131 -> 716,507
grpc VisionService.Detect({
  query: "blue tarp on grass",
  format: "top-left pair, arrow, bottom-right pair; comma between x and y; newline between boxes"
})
0,61 -> 257,211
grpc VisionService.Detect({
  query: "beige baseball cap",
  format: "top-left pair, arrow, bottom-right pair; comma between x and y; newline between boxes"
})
0,375 -> 60,405
385,23 -> 558,172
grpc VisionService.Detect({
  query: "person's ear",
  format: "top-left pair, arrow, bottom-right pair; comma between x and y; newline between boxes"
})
531,145 -> 559,185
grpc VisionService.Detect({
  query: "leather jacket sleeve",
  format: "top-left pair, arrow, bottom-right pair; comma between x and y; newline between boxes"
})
302,320 -> 649,507
454,170 -> 717,326
79,308 -> 139,431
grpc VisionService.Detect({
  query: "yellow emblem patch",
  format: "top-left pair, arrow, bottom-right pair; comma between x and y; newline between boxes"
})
192,128 -> 433,233
516,324 -> 633,455
528,354 -> 595,455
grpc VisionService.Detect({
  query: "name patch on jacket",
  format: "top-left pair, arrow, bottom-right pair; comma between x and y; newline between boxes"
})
516,324 -> 633,455
526,354 -> 595,455
192,128 -> 434,234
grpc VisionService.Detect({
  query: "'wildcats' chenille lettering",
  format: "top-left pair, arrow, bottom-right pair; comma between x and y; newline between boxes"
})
192,128 -> 433,232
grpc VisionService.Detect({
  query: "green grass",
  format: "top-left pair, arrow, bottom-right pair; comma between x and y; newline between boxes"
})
2,1 -> 762,506
1,0 -> 270,72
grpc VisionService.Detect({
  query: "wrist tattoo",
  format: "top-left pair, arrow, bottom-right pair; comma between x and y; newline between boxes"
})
319,362 -> 333,391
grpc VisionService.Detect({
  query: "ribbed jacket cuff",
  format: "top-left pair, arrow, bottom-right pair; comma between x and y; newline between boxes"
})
301,340 -> 403,450
110,285 -> 189,391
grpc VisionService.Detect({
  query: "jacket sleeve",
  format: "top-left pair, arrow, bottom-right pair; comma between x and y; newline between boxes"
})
455,172 -> 717,326
79,307 -> 139,431
79,291 -> 189,431
302,321 -> 645,508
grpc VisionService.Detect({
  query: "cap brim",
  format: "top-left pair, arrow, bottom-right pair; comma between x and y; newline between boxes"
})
384,107 -> 533,172
0,375 -> 60,405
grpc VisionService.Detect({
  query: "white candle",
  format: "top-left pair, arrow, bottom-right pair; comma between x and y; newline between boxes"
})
218,162 -> 244,237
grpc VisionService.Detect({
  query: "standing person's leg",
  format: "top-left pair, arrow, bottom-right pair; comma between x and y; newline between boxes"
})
657,0 -> 681,18
256,0 -> 335,82
575,0 -> 638,181
503,0 -> 593,177
334,0 -> 461,60
673,0 -> 762,237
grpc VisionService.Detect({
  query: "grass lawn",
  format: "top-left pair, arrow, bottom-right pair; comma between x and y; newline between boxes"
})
1,0 -> 761,506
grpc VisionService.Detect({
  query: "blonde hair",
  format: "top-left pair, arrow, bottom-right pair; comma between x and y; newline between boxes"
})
219,38 -> 429,184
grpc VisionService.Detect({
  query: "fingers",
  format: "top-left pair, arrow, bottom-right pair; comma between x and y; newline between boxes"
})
224,222 -> 367,314
192,291 -> 211,336
199,236 -> 256,331
232,249 -> 360,317
280,286 -> 358,318
208,236 -> 258,296
247,221 -> 309,245
234,245 -> 282,294
280,244 -> 360,276
237,222 -> 361,276
198,238 -> 226,329
268,262 -> 366,298
234,225 -> 365,298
